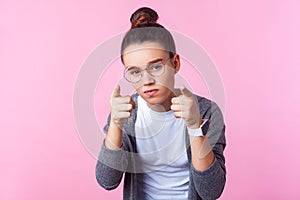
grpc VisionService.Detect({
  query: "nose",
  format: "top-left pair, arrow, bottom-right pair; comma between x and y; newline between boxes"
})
140,70 -> 155,85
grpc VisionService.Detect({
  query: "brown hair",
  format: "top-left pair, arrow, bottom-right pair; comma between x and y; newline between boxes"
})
121,7 -> 176,63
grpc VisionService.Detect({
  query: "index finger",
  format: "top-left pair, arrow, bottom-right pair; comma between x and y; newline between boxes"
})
111,84 -> 121,98
180,86 -> 193,97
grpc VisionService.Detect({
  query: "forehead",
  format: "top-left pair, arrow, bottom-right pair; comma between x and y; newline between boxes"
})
122,42 -> 168,67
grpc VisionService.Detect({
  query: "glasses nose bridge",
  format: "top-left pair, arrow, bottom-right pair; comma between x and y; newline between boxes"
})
140,66 -> 152,76
140,66 -> 155,83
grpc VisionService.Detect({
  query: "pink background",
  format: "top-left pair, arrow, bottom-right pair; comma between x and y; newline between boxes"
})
1,0 -> 300,199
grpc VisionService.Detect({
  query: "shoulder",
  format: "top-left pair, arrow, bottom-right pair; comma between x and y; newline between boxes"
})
193,93 -> 224,121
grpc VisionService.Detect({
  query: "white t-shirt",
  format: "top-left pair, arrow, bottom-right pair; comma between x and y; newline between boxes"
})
135,96 -> 189,199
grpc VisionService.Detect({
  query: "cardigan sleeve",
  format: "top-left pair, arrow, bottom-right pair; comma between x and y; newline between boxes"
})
95,114 -> 129,190
191,101 -> 227,199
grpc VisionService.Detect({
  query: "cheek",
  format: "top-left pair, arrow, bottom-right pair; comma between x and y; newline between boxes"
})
156,70 -> 175,89
132,83 -> 144,95
132,82 -> 142,90
156,77 -> 174,89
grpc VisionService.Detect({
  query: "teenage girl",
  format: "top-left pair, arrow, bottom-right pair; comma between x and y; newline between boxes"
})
96,7 -> 226,200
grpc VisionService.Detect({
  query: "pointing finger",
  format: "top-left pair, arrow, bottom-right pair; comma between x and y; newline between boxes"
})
180,86 -> 193,97
111,84 -> 121,98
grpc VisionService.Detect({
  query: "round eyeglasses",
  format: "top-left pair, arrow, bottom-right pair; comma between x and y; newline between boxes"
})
123,57 -> 171,83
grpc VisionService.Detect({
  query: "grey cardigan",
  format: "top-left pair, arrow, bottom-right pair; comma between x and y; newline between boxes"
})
96,93 -> 226,200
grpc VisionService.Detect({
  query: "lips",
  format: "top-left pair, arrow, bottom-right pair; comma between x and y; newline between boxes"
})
144,89 -> 159,96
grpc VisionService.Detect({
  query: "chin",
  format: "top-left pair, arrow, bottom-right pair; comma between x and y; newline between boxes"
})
144,97 -> 164,105
141,93 -> 172,109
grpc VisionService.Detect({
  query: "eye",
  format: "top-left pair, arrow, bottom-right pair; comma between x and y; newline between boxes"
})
129,68 -> 141,76
150,63 -> 163,71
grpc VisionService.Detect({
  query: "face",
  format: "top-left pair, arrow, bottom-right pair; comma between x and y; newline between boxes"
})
122,42 -> 180,111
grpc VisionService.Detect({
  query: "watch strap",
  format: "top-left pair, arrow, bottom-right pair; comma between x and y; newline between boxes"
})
187,119 -> 209,136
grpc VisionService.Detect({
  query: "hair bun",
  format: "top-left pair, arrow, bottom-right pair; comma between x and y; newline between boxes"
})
130,7 -> 159,28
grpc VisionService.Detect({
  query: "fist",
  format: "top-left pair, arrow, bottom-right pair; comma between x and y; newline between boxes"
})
110,84 -> 136,128
171,86 -> 203,129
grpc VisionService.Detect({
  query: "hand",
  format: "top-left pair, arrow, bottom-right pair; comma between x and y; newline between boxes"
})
110,84 -> 136,128
171,86 -> 203,129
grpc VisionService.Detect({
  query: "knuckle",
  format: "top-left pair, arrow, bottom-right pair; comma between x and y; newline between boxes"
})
128,104 -> 132,110
111,98 -> 117,104
124,96 -> 131,103
111,113 -> 117,119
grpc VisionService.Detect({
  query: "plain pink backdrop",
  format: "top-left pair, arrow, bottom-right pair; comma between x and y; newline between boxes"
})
1,0 -> 300,199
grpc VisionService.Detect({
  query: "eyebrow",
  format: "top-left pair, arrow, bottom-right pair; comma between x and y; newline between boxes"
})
148,58 -> 163,64
126,58 -> 163,69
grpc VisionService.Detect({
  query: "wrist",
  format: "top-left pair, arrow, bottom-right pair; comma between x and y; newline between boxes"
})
110,119 -> 124,129
187,118 -> 204,129
106,124 -> 123,150
104,137 -> 123,150
187,119 -> 208,137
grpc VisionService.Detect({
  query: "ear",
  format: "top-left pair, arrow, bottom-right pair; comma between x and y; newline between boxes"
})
172,54 -> 181,73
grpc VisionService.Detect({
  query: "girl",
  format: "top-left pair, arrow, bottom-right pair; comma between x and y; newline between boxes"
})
96,7 -> 226,200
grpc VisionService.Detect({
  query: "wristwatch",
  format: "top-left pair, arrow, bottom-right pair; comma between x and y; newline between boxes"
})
187,119 -> 209,137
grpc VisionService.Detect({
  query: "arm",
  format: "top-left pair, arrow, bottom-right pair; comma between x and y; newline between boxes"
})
95,85 -> 135,190
95,114 -> 128,190
171,87 -> 226,199
191,102 -> 226,199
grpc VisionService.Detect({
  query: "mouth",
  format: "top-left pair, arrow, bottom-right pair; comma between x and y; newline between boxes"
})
144,89 -> 159,96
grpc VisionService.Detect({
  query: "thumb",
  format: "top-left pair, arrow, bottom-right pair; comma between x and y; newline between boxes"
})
111,84 -> 121,98
180,86 -> 193,97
